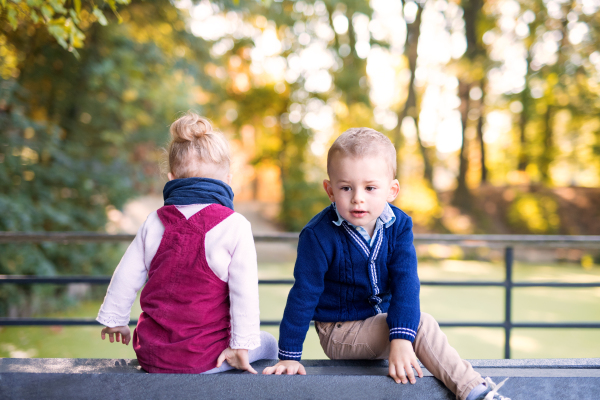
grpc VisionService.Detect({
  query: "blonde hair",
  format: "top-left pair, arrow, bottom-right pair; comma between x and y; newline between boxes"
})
167,112 -> 230,179
327,127 -> 397,178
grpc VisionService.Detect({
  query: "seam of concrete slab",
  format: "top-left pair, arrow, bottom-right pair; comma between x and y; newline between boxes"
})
1,358 -> 599,375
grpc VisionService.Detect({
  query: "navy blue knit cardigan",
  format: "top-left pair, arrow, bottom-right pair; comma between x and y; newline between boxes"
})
278,203 -> 421,361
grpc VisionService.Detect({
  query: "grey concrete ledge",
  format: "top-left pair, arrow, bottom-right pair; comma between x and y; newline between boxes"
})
1,358 -> 599,399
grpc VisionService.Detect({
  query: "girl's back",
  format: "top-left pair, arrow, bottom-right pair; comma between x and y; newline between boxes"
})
97,113 -> 277,374
134,203 -> 233,373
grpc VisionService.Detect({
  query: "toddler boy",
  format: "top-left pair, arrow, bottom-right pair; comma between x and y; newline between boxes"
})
263,128 -> 509,400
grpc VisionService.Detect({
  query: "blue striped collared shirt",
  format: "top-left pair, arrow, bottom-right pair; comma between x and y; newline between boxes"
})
331,202 -> 396,247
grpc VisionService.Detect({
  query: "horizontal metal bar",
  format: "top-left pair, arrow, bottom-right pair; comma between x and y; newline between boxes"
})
1,318 -> 598,328
0,276 -> 300,285
2,276 -> 600,288
511,323 -> 600,328
0,318 -> 119,326
512,282 -> 600,288
258,279 -> 295,285
438,322 -> 506,328
421,281 -> 600,288
0,276 -> 112,284
2,232 -> 600,247
413,234 -> 600,248
420,281 -> 505,287
0,232 -> 136,243
437,322 -> 600,328
0,232 -> 301,244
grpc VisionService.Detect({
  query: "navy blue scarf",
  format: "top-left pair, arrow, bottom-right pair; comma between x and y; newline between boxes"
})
163,177 -> 234,210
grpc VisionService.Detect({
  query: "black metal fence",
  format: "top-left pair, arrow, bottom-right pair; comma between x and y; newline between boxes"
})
1,232 -> 600,359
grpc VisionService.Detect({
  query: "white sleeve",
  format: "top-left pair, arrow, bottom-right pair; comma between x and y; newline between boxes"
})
227,216 -> 261,350
96,212 -> 162,327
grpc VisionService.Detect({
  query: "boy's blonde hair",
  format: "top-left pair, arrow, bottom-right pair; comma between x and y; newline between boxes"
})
168,112 -> 230,179
327,127 -> 397,178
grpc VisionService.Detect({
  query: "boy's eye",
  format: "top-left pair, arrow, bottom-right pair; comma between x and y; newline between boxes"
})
341,186 -> 351,192
366,186 -> 376,191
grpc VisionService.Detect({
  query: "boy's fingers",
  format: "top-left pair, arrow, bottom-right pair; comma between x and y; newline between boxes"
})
275,365 -> 287,375
413,360 -> 423,378
261,366 -> 272,375
263,365 -> 279,375
298,364 -> 306,375
101,331 -> 105,340
405,363 -> 416,384
395,364 -> 407,384
389,364 -> 400,384
109,332 -> 114,343
116,333 -> 121,342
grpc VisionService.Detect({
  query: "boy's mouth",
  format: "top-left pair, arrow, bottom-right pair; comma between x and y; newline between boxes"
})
350,210 -> 368,218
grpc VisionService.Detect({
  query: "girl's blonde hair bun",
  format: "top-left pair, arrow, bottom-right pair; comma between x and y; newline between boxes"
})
170,113 -> 213,143
168,112 -> 231,179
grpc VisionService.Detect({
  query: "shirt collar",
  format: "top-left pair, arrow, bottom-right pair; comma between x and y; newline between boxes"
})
331,202 -> 396,228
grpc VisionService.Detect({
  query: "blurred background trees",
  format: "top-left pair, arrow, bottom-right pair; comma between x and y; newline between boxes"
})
2,0 -> 600,314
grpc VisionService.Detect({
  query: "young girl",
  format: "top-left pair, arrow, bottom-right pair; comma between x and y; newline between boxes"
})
97,112 -> 278,374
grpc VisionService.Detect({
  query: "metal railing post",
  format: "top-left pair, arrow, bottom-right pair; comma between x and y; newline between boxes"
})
504,246 -> 514,359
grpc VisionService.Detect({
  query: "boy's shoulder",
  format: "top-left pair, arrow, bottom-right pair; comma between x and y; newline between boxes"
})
301,204 -> 337,235
388,204 -> 413,226
384,204 -> 414,238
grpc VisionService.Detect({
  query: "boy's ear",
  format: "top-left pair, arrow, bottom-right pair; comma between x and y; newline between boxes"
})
387,179 -> 400,202
168,172 -> 175,181
323,179 -> 335,202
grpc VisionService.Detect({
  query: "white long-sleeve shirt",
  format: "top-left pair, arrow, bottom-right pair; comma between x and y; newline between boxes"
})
96,204 -> 261,350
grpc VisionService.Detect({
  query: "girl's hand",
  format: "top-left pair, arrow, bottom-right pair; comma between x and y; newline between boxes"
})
262,360 -> 306,375
388,338 -> 423,384
217,347 -> 257,374
101,326 -> 131,345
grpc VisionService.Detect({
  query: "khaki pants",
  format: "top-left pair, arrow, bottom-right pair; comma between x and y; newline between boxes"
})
315,312 -> 483,400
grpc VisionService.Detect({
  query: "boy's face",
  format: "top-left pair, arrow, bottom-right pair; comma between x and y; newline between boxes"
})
323,154 -> 399,237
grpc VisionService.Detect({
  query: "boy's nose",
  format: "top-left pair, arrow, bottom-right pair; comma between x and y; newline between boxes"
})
351,190 -> 365,203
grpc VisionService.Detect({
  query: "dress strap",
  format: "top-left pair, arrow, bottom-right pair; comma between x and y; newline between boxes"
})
156,205 -> 186,227
189,203 -> 235,232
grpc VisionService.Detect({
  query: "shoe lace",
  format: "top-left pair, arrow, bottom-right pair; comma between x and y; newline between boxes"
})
483,377 -> 511,400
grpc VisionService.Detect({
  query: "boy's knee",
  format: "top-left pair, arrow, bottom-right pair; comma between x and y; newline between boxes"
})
419,312 -> 438,330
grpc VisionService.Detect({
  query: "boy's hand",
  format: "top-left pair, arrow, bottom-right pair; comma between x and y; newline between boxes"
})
100,326 -> 131,345
262,360 -> 306,375
217,347 -> 257,374
388,339 -> 423,384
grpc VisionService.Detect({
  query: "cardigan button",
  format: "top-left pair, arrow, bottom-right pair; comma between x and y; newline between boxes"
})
336,323 -> 342,328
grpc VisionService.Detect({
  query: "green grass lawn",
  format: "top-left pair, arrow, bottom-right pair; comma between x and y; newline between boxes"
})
1,260 -> 599,360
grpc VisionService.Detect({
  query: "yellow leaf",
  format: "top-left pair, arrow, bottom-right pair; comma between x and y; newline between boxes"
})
93,8 -> 108,26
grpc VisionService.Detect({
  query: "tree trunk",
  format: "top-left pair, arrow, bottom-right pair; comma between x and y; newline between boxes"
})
454,80 -> 471,207
539,104 -> 554,183
394,4 -> 430,183
517,51 -> 533,172
477,78 -> 487,183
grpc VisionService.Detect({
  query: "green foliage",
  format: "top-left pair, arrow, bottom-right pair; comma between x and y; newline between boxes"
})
1,0 -> 130,54
507,193 -> 560,234
281,179 -> 330,232
0,0 -> 218,316
1,0 -> 600,319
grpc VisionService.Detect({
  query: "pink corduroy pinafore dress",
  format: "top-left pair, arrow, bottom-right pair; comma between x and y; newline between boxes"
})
132,204 -> 234,373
